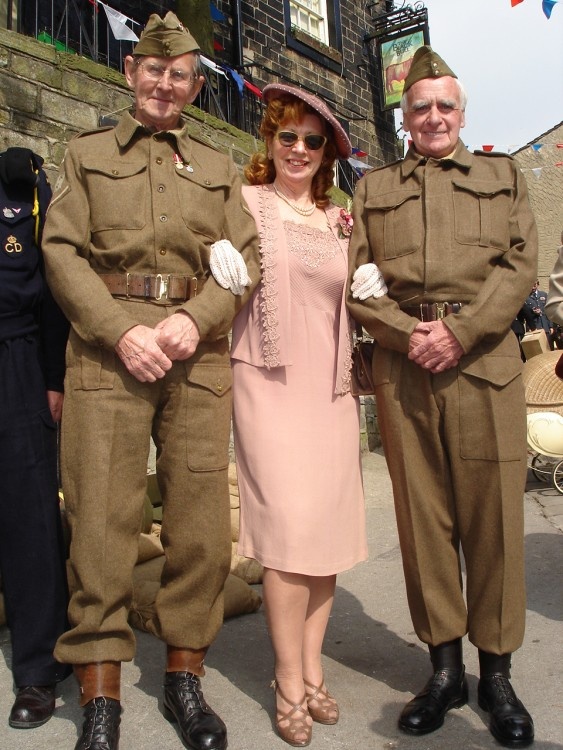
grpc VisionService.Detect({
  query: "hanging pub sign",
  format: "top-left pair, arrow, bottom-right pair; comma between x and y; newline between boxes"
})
364,2 -> 430,111
379,28 -> 428,110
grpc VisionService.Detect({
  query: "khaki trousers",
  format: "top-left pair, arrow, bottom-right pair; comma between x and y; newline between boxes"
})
375,345 -> 527,654
55,332 -> 232,664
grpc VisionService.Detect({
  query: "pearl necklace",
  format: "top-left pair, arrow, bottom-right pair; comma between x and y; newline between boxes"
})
273,183 -> 316,216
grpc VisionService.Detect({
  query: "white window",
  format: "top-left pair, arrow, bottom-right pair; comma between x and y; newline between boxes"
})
289,0 -> 328,45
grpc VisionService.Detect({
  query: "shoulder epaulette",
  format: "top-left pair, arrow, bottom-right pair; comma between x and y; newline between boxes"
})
73,125 -> 115,140
473,149 -> 514,161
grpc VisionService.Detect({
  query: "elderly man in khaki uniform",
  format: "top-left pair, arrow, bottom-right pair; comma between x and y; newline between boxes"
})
42,12 -> 260,750
347,47 -> 536,748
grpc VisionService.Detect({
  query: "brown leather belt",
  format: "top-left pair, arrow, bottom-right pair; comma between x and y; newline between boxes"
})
98,273 -> 202,303
402,302 -> 464,321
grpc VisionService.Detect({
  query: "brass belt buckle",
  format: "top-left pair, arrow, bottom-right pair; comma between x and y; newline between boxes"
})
125,272 -> 131,298
435,302 -> 446,320
155,274 -> 169,301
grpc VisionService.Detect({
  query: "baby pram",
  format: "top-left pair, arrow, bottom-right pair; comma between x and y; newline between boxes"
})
526,411 -> 563,494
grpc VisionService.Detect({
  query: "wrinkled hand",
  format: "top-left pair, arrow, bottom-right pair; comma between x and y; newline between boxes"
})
408,320 -> 464,373
154,312 -> 200,361
47,390 -> 64,423
115,325 -> 172,382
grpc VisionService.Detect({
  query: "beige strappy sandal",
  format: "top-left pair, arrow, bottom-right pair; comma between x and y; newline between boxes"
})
304,679 -> 339,725
271,680 -> 312,747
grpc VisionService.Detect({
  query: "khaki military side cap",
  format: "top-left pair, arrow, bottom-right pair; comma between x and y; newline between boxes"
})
403,45 -> 457,92
133,11 -> 200,57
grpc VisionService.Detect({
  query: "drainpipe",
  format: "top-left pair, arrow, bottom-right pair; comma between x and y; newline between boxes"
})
231,0 -> 243,69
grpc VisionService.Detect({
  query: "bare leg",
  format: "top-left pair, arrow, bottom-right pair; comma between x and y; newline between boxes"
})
262,568 -> 313,742
263,568 -> 338,739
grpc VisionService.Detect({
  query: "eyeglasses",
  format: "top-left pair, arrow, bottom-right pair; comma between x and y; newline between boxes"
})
276,131 -> 327,151
137,61 -> 199,87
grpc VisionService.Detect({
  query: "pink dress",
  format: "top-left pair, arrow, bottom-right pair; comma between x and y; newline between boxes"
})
231,185 -> 367,576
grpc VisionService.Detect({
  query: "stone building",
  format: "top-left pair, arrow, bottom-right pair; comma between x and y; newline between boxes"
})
513,121 -> 563,289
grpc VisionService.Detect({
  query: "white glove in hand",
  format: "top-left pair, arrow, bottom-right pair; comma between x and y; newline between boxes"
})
210,239 -> 251,295
351,263 -> 388,300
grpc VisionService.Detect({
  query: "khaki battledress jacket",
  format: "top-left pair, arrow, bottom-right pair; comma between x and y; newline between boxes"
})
347,142 -> 538,651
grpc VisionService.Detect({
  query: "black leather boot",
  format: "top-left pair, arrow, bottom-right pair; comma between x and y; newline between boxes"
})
74,696 -> 121,750
478,652 -> 534,748
163,671 -> 227,750
398,638 -> 468,735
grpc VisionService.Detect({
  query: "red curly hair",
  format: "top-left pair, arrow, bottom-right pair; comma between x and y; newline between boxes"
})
244,96 -> 338,208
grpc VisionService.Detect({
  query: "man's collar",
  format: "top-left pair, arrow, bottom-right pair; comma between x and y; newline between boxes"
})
401,140 -> 472,176
115,111 -> 191,150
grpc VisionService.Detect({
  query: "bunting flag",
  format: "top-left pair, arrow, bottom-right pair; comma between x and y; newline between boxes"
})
542,0 -> 559,17
244,80 -> 263,98
210,2 -> 227,22
511,0 -> 559,16
201,55 -> 227,77
352,147 -> 368,157
99,1 -> 139,41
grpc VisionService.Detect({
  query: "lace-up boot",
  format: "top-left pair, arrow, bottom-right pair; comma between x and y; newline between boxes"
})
398,638 -> 468,735
74,696 -> 121,750
73,662 -> 121,750
163,672 -> 227,750
478,652 -> 534,748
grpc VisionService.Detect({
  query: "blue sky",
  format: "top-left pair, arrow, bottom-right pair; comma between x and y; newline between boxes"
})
394,0 -> 563,150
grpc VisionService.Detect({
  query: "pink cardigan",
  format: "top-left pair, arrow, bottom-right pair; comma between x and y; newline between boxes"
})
231,183 -> 353,395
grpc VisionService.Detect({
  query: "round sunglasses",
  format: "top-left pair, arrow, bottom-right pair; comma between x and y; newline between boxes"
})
276,131 -> 327,151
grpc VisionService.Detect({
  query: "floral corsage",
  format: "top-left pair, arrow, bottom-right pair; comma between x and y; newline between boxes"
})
337,207 -> 353,239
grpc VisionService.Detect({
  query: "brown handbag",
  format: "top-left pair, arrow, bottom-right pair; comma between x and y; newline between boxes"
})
350,324 -> 375,396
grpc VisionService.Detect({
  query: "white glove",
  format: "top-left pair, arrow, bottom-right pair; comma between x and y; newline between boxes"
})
351,263 -> 388,300
209,239 -> 251,295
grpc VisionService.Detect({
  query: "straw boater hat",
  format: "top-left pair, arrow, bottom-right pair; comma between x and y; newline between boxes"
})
403,45 -> 457,92
262,83 -> 352,159
522,350 -> 563,417
133,11 -> 200,57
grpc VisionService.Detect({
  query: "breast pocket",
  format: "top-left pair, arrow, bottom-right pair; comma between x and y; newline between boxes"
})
364,189 -> 422,260
452,180 -> 512,249
176,170 -> 230,242
83,159 -> 148,232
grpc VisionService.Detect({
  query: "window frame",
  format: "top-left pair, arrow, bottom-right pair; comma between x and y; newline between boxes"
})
283,0 -> 343,74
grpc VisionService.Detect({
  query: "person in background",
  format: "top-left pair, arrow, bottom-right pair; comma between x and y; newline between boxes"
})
0,147 -> 71,729
347,46 -> 537,748
523,280 -> 553,348
42,12 -> 260,750
231,84 -> 368,747
545,232 -> 563,326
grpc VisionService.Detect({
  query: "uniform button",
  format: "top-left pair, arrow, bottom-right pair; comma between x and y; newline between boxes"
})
156,157 -> 163,165
217,382 -> 223,392
158,185 -> 165,193
112,170 -> 119,175
159,248 -> 167,255
160,215 -> 168,222
204,179 -> 211,185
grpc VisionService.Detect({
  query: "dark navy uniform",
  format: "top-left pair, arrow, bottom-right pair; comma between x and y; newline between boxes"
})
0,148 -> 70,690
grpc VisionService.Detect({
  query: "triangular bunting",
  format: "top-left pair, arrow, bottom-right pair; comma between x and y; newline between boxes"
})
531,168 -> 543,178
542,0 -> 559,18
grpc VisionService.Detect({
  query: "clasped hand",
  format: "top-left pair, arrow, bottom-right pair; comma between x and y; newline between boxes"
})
408,320 -> 464,373
115,313 -> 200,383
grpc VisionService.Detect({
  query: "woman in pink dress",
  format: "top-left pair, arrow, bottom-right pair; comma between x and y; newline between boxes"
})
231,84 -> 367,747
